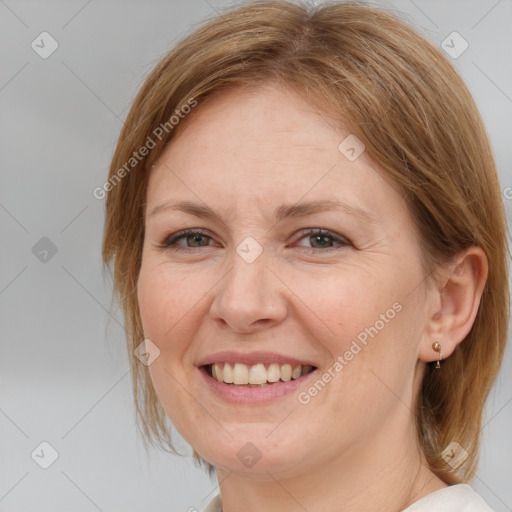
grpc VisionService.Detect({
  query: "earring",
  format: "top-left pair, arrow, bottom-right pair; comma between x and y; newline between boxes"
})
432,341 -> 442,369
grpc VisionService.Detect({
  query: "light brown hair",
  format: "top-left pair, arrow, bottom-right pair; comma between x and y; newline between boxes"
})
101,0 -> 510,483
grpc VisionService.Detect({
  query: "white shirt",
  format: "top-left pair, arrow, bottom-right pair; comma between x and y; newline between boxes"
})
201,484 -> 494,512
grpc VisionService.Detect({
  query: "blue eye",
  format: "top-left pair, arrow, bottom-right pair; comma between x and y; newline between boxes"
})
159,228 -> 351,253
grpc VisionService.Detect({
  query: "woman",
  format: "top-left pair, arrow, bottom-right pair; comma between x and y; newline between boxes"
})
101,1 -> 509,511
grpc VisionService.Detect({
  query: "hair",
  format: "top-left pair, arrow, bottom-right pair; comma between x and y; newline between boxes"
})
101,0 -> 510,484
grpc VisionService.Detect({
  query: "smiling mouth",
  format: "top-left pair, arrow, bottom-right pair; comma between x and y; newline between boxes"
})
203,362 -> 317,387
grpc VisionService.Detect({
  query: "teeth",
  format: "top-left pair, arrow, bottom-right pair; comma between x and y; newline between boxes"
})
223,363 -> 233,384
267,363 -> 281,382
233,363 -> 249,385
281,363 -> 292,382
210,362 -> 314,385
248,363 -> 267,385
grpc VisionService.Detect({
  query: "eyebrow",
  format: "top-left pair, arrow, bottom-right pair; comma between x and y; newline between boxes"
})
147,199 -> 378,225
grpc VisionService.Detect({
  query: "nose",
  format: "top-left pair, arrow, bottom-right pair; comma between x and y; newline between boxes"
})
209,250 -> 288,334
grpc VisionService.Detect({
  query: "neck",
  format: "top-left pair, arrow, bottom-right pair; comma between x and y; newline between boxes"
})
215,409 -> 447,512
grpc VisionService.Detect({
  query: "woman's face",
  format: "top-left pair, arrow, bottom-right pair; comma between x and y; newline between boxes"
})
137,82 -> 434,477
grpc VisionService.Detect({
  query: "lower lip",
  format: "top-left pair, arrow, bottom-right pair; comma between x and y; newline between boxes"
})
198,366 -> 318,404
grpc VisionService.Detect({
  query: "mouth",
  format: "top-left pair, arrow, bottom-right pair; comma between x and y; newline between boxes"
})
201,362 -> 317,387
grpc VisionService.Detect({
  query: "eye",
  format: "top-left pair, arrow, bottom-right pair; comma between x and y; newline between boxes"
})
157,227 -> 351,253
294,228 -> 351,251
159,229 -> 215,252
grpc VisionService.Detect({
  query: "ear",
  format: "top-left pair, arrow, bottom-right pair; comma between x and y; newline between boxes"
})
418,246 -> 488,364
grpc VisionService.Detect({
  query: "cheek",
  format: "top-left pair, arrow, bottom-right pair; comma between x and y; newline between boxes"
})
137,261 -> 206,435
137,260 -> 205,348
279,264 -> 401,357
287,266 -> 415,407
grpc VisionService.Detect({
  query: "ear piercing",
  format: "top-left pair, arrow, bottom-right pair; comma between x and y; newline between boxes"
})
432,341 -> 442,369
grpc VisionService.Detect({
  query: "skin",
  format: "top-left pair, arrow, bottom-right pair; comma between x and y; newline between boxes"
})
137,81 -> 488,512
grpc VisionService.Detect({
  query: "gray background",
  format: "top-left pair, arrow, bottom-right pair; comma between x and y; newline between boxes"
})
1,0 -> 511,511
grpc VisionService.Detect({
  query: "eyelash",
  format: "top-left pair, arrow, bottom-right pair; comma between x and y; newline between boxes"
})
157,228 -> 351,253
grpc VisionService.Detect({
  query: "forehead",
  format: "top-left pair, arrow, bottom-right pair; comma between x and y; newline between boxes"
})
171,82 -> 345,155
146,82 -> 404,222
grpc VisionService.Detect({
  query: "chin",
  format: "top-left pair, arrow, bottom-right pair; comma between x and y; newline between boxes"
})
193,433 -> 311,478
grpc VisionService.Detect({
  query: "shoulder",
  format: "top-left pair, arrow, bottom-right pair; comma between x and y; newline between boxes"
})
402,484 -> 494,512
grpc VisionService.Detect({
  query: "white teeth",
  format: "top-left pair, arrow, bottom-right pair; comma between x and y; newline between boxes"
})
213,362 -> 223,381
223,363 -> 233,383
267,363 -> 281,382
249,363 -> 267,385
233,363 -> 249,385
210,362 -> 314,385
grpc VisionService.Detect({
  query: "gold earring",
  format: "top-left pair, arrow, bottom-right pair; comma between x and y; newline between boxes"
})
432,341 -> 442,369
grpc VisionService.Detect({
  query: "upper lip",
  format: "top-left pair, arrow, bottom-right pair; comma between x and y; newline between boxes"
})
196,350 -> 317,368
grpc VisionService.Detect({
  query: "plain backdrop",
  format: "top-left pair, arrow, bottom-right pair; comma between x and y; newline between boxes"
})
1,1 -> 511,511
